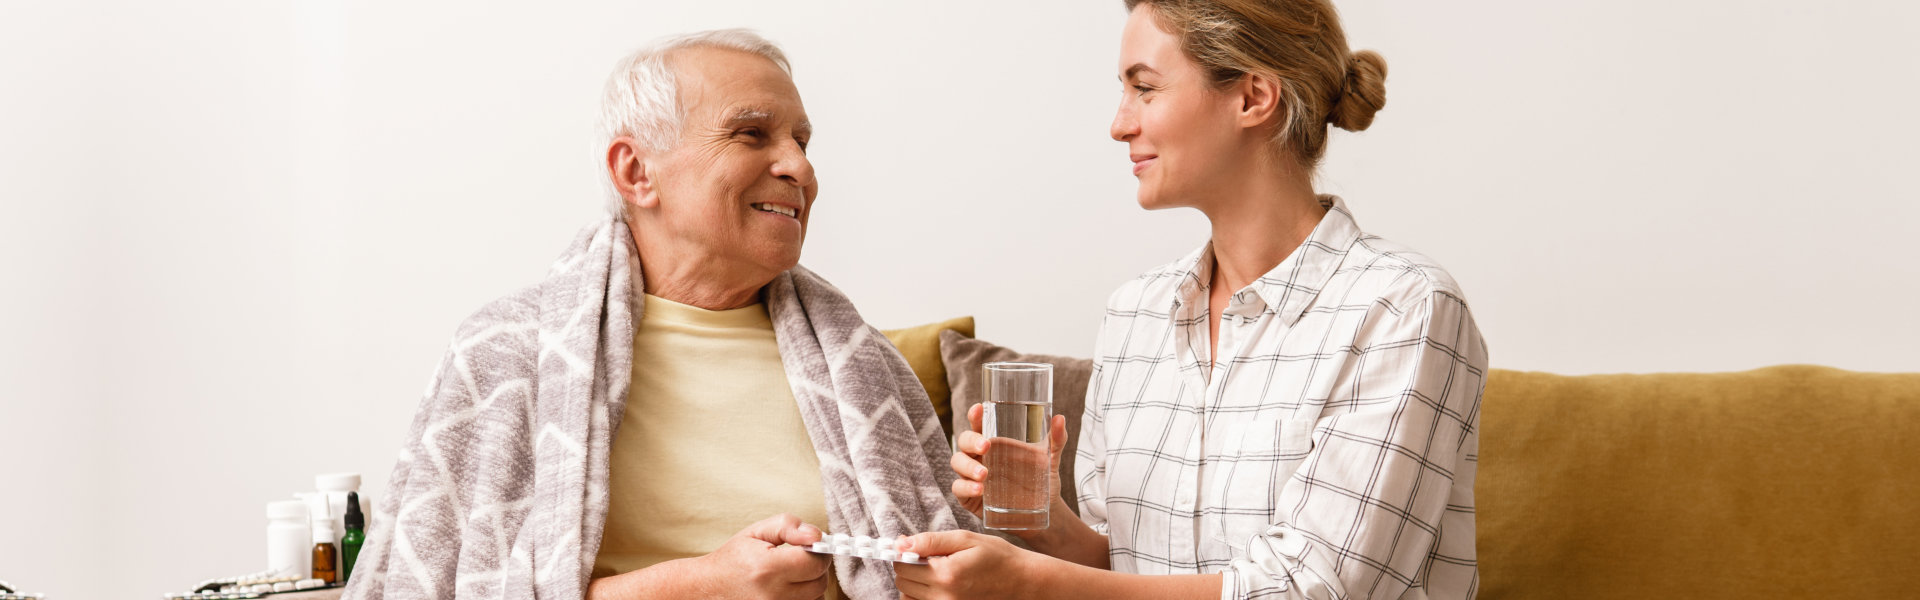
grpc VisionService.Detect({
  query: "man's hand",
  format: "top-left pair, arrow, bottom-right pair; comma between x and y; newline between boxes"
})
588,513 -> 829,600
696,514 -> 830,599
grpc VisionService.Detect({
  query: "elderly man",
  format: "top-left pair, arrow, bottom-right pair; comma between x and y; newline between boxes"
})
345,30 -> 976,600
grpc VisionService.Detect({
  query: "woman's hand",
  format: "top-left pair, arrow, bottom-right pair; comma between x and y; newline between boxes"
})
893,530 -> 1040,600
950,403 -> 1070,530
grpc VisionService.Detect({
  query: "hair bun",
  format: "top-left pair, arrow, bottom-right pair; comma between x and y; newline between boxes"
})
1329,50 -> 1387,132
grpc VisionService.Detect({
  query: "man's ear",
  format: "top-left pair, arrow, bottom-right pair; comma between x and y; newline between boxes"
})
606,136 -> 660,210
1235,73 -> 1285,132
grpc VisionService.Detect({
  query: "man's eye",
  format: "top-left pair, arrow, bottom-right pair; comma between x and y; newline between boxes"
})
795,137 -> 810,151
736,128 -> 765,139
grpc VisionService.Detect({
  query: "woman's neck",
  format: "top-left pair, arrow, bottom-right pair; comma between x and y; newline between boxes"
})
1201,160 -> 1326,294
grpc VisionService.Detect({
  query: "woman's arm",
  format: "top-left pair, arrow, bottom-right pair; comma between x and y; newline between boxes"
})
1012,494 -> 1111,569
895,531 -> 1218,600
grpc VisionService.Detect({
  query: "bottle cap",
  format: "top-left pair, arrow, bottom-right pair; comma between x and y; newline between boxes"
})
343,492 -> 365,529
315,473 -> 361,492
267,500 -> 308,520
313,516 -> 338,544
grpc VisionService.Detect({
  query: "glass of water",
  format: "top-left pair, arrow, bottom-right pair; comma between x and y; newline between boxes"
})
981,362 -> 1052,530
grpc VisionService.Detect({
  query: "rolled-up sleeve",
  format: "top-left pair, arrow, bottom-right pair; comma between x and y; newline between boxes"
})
1222,290 -> 1487,600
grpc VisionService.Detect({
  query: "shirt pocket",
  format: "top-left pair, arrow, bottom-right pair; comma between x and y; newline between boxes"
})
1210,417 -> 1316,553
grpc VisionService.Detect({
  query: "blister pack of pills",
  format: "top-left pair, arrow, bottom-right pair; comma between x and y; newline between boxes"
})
805,534 -> 926,564
0,578 -> 46,600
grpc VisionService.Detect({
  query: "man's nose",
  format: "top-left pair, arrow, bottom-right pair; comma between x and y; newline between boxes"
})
772,142 -> 814,188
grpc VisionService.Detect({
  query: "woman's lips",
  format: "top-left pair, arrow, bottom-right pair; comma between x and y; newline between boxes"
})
1131,155 -> 1157,176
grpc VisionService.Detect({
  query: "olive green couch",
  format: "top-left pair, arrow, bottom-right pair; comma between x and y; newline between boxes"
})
884,319 -> 1919,598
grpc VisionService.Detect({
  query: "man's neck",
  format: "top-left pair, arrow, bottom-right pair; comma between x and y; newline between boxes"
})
625,217 -> 765,311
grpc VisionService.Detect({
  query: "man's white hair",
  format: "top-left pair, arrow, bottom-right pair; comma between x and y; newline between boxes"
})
597,29 -> 793,216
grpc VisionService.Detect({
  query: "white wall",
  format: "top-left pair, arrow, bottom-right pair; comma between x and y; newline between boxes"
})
3,1 -> 1915,598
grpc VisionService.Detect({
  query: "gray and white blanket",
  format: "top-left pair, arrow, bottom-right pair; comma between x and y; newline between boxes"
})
345,218 -> 977,600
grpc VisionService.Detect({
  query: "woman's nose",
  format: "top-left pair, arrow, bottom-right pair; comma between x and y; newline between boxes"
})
1110,102 -> 1138,142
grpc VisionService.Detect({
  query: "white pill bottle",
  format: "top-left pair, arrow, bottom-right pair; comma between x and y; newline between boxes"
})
267,500 -> 313,579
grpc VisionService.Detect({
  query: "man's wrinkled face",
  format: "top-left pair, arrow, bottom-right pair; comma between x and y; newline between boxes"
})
647,47 -> 816,277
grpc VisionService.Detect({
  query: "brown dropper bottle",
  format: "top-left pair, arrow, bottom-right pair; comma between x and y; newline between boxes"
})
312,514 -> 340,583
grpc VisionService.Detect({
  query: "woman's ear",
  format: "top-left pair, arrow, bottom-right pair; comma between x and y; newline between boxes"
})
1236,73 -> 1285,131
606,136 -> 660,210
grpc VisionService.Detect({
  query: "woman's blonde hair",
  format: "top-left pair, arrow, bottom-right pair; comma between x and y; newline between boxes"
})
1125,0 -> 1385,168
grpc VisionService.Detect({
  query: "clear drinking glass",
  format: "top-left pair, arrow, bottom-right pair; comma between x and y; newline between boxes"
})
981,362 -> 1052,530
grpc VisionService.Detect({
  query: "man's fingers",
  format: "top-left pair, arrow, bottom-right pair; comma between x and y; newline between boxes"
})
741,513 -> 812,545
766,545 -> 830,582
968,402 -> 984,434
779,521 -> 823,547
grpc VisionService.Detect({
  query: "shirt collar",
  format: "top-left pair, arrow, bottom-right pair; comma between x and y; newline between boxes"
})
1170,195 -> 1364,327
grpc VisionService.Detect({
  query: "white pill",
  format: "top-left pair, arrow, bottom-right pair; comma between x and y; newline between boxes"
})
854,535 -> 873,547
878,549 -> 900,561
812,542 -> 832,552
902,551 -> 921,563
855,547 -> 874,559
272,583 -> 294,592
877,536 -> 897,550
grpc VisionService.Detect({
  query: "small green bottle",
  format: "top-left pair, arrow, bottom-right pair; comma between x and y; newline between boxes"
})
341,491 -> 367,582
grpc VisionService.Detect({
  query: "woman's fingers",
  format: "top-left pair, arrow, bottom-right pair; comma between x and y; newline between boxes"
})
950,445 -> 986,482
956,430 -> 988,457
952,477 -> 983,503
1048,414 -> 1068,468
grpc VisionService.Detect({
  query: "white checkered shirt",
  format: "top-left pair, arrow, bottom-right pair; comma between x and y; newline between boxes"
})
1074,196 -> 1488,600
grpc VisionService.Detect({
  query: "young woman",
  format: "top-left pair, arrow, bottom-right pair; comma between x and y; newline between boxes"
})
894,1 -> 1488,599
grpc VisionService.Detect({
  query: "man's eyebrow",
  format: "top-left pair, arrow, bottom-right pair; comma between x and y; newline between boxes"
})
1122,63 -> 1158,80
724,108 -> 774,125
725,107 -> 810,137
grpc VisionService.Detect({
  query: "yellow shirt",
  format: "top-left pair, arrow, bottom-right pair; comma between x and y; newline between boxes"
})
592,295 -> 837,597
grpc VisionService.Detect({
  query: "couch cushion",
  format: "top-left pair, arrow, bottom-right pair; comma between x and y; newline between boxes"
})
1477,365 -> 1920,598
939,330 -> 1094,515
880,316 -> 975,438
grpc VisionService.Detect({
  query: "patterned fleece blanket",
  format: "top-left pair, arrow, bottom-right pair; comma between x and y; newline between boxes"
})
344,217 -> 977,599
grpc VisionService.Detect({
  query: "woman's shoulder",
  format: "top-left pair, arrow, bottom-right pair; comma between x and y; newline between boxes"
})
1331,233 -> 1471,310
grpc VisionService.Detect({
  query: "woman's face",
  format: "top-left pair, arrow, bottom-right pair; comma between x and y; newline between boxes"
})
1111,5 -> 1246,211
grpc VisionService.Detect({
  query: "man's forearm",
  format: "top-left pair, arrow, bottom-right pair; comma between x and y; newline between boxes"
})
586,556 -> 709,599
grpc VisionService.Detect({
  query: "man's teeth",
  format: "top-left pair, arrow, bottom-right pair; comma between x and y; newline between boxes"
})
752,203 -> 798,218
